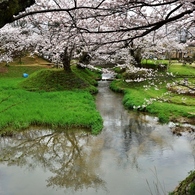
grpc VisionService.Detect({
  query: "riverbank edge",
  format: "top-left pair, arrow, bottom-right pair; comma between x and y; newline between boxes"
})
109,79 -> 195,126
170,170 -> 195,195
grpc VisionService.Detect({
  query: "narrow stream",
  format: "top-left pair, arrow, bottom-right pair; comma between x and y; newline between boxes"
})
0,81 -> 195,195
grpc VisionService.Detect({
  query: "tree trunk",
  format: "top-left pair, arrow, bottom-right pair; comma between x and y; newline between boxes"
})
129,42 -> 142,67
61,47 -> 72,72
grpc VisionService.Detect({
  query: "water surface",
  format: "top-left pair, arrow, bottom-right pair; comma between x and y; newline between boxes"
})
0,81 -> 195,195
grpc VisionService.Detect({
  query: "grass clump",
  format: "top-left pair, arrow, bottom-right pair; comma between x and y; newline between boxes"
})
19,69 -> 89,91
0,58 -> 103,135
19,65 -> 101,94
0,89 -> 103,135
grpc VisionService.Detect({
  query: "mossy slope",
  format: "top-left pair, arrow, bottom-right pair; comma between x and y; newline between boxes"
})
19,68 -> 98,94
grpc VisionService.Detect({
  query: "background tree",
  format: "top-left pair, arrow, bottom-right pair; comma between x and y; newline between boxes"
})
14,0 -> 195,43
0,24 -> 41,65
1,0 -> 195,70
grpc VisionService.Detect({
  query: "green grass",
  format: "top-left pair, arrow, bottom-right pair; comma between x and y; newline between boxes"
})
19,68 -> 98,93
0,86 -> 103,134
141,59 -> 168,70
168,64 -> 195,76
72,65 -> 101,86
110,68 -> 195,124
0,57 -> 103,135
0,65 -> 45,78
141,59 -> 169,65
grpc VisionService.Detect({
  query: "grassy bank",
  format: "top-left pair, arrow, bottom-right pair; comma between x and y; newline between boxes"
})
170,170 -> 195,195
0,57 -> 103,135
110,64 -> 195,124
168,64 -> 195,76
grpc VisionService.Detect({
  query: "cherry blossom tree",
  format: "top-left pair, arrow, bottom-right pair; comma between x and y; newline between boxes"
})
0,24 -> 41,65
13,0 -> 195,43
1,0 -> 195,71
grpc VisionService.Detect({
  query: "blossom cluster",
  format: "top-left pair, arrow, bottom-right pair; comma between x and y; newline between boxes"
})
167,80 -> 195,95
133,91 -> 172,110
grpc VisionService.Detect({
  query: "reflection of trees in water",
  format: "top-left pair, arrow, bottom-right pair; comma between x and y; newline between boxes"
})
188,138 -> 195,169
0,129 -> 106,191
122,112 -> 152,152
97,82 -> 173,169
117,112 -> 174,170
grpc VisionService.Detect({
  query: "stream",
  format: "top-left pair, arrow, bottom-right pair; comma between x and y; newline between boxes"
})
0,80 -> 195,195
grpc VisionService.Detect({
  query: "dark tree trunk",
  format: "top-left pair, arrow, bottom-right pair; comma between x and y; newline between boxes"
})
79,51 -> 91,64
61,47 -> 74,72
130,42 -> 142,67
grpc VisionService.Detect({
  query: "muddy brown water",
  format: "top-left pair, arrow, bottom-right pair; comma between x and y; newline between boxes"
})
0,80 -> 195,195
